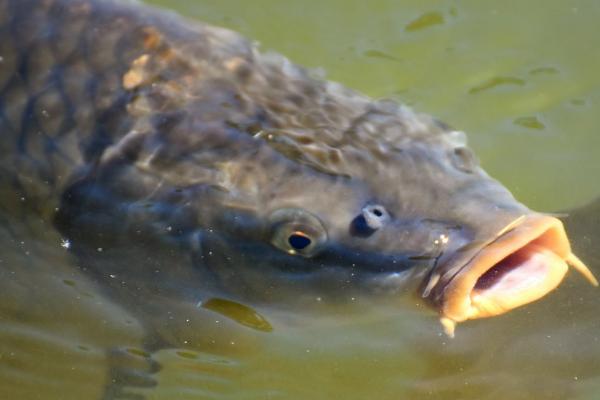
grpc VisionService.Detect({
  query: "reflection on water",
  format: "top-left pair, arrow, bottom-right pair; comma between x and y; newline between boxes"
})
1,1 -> 600,399
200,298 -> 273,333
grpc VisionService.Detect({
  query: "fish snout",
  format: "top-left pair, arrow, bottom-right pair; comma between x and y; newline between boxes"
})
425,214 -> 598,337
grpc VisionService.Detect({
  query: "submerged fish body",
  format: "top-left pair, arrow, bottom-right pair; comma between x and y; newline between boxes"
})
0,0 -> 595,351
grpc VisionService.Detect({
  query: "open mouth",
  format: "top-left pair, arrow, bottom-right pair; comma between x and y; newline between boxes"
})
433,215 -> 598,337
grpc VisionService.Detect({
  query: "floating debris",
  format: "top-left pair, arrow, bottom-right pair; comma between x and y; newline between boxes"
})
405,11 -> 445,32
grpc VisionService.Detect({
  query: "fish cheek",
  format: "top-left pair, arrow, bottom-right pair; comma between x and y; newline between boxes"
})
191,228 -> 301,301
191,233 -> 267,299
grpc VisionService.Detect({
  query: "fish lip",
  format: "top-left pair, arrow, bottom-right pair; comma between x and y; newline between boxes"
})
436,214 -> 573,324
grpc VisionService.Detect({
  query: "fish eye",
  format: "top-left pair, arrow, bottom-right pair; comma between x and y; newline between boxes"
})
269,208 -> 326,257
451,147 -> 478,173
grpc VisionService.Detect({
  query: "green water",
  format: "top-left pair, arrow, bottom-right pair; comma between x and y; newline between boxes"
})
1,1 -> 599,400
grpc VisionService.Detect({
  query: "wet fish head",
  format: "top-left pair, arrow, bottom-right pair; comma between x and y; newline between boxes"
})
142,97 -> 596,330
100,48 -> 596,333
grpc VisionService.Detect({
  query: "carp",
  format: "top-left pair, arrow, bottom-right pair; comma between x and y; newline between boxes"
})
0,0 -> 596,395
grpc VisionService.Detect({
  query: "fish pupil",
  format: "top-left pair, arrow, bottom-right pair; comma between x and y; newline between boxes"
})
288,233 -> 312,250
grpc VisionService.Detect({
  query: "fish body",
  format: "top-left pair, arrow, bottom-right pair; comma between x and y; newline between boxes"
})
0,0 -> 595,366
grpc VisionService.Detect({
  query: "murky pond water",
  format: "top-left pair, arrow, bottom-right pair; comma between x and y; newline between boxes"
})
1,1 -> 600,399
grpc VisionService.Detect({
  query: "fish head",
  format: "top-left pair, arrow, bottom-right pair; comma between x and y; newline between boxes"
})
106,53 -> 597,333
161,99 -> 597,333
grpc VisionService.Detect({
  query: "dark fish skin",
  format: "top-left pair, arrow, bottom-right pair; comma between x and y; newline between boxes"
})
1,0 -> 595,396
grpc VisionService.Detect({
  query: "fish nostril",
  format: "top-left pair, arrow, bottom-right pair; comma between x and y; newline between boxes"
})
350,204 -> 391,238
349,215 -> 377,237
451,147 -> 478,173
363,204 -> 390,228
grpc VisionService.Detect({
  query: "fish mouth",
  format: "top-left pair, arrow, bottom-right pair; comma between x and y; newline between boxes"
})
433,214 -> 598,337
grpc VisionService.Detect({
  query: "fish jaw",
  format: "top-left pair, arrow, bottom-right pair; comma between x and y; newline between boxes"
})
435,214 -> 598,337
